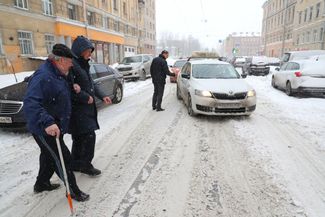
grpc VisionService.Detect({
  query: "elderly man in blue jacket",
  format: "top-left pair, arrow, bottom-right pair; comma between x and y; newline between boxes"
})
24,44 -> 89,202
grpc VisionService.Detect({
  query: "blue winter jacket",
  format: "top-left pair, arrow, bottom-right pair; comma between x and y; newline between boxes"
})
24,60 -> 71,136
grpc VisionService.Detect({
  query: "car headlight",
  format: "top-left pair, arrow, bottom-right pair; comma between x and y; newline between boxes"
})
195,89 -> 212,97
247,90 -> 256,97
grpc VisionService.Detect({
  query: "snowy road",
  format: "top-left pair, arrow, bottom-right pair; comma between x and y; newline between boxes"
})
1,74 -> 325,217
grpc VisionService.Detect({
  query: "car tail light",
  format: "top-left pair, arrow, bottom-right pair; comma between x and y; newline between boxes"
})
295,71 -> 302,77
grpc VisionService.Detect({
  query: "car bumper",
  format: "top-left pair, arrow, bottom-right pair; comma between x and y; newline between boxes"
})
293,87 -> 325,97
192,95 -> 256,116
249,67 -> 270,75
119,68 -> 141,79
0,111 -> 26,128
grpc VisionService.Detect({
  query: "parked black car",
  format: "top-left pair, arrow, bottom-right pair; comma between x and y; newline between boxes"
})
242,56 -> 270,76
0,63 -> 124,129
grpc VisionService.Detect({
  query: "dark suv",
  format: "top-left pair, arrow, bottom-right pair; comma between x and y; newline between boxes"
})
242,56 -> 270,76
0,63 -> 124,129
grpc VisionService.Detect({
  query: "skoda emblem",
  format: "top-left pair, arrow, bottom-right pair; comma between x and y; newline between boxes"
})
229,91 -> 234,95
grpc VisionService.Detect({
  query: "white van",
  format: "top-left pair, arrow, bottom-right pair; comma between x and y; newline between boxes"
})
281,50 -> 325,65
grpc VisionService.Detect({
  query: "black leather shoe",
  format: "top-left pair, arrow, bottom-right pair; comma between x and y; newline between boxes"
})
70,190 -> 90,202
152,107 -> 156,110
80,167 -> 102,176
34,182 -> 60,193
156,108 -> 165,112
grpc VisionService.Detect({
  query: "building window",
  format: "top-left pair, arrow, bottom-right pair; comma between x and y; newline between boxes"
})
313,30 -> 318,42
309,6 -> 313,21
306,31 -> 310,42
299,11 -> 302,24
296,34 -> 300,45
105,17 -> 110,29
87,11 -> 95,25
123,2 -> 127,15
304,9 -> 308,22
113,0 -> 118,10
320,28 -> 324,41
114,20 -> 119,32
42,0 -> 53,15
68,4 -> 77,20
45,34 -> 55,54
15,0 -> 28,9
18,31 -> 33,55
316,3 -> 321,18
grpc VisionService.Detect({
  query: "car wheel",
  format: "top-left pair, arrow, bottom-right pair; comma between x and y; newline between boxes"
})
113,85 -> 123,104
140,69 -> 146,80
286,81 -> 293,96
271,76 -> 277,88
187,95 -> 196,116
176,85 -> 182,100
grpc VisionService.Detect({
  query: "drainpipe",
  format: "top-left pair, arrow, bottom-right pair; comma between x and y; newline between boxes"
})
281,0 -> 288,56
322,22 -> 325,50
83,0 -> 89,38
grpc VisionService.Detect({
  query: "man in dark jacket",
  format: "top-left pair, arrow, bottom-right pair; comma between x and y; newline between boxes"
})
24,44 -> 89,202
150,50 -> 175,111
69,36 -> 111,176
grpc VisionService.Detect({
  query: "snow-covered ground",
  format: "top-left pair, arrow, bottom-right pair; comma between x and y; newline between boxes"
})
0,73 -> 325,217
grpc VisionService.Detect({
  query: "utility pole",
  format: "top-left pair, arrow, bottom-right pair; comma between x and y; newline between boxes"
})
281,0 -> 289,56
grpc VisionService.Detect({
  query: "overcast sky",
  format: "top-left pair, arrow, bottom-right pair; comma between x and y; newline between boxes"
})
156,0 -> 265,48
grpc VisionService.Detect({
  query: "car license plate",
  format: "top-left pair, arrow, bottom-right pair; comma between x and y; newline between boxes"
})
0,117 -> 12,123
218,103 -> 241,108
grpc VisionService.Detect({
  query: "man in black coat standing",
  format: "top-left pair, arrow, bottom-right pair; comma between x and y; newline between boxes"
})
150,50 -> 175,111
69,36 -> 111,176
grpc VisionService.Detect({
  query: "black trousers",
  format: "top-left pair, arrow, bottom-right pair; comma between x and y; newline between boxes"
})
33,134 -> 80,193
71,131 -> 96,170
152,82 -> 165,109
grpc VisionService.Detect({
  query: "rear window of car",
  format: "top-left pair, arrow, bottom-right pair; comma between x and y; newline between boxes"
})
122,56 -> 142,63
174,60 -> 187,68
192,64 -> 240,79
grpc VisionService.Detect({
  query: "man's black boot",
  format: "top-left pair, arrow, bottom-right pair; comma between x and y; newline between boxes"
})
156,108 -> 165,112
80,166 -> 101,176
34,182 -> 60,193
70,189 -> 90,202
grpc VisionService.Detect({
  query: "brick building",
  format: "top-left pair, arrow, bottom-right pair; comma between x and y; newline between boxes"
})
0,0 -> 156,73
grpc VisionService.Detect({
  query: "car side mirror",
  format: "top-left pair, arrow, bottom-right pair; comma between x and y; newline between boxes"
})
181,74 -> 190,79
241,74 -> 247,78
275,67 -> 280,71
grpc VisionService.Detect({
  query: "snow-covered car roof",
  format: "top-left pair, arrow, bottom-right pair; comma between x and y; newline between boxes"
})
189,59 -> 230,65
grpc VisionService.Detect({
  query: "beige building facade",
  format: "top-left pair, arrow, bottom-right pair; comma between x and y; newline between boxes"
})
262,0 -> 297,58
262,0 -> 325,57
293,0 -> 325,50
223,34 -> 262,57
0,0 -> 156,73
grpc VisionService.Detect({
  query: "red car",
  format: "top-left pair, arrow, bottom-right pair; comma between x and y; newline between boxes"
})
170,59 -> 187,83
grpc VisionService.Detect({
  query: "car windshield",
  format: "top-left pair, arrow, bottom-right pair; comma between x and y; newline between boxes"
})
122,56 -> 142,64
282,53 -> 290,62
192,64 -> 240,79
174,60 -> 187,68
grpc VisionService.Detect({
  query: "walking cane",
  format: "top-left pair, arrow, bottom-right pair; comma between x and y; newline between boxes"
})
56,137 -> 74,215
